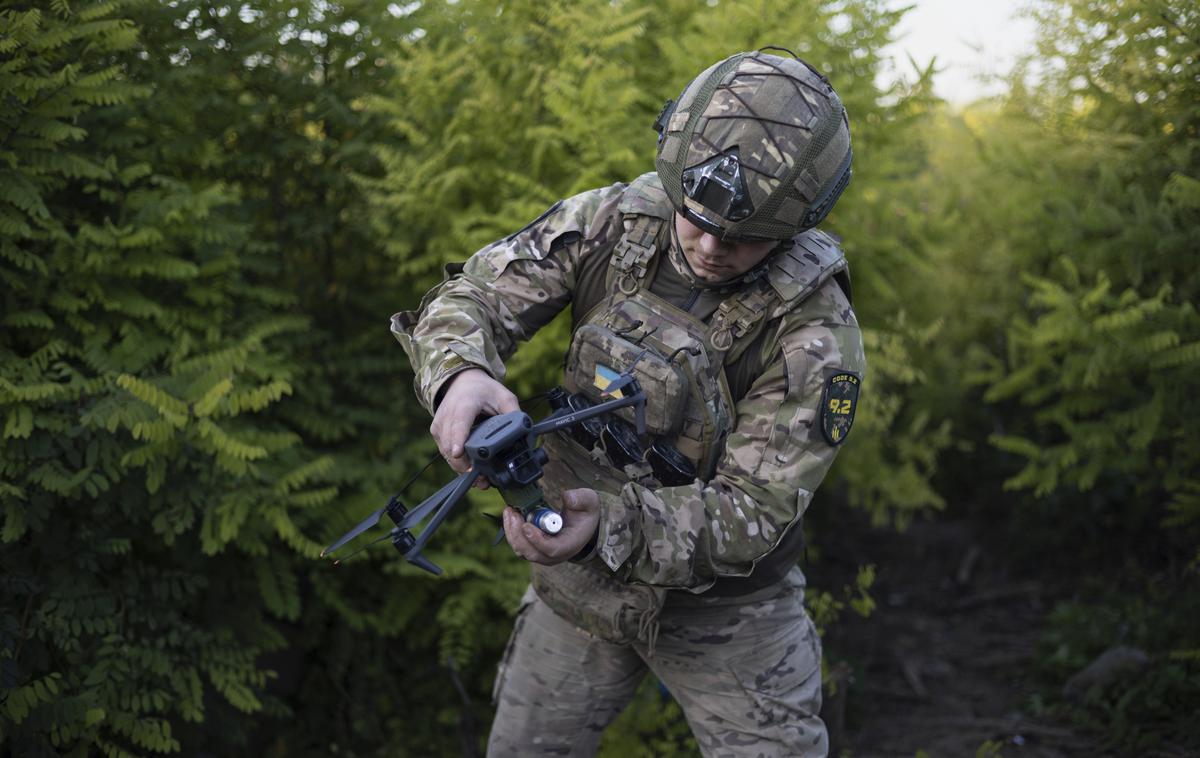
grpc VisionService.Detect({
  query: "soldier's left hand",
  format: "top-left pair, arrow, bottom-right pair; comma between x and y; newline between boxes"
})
502,488 -> 599,565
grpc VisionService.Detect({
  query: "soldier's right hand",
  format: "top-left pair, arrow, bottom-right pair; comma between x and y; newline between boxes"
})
431,368 -> 520,482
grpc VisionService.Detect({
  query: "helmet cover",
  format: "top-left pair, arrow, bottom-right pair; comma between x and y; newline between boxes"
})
654,50 -> 853,240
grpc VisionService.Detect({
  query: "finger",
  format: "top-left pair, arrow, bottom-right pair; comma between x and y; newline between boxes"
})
561,488 -> 599,513
433,410 -> 478,474
521,523 -> 569,561
430,416 -> 452,461
507,510 -> 562,564
430,415 -> 467,472
503,508 -> 535,558
494,387 -> 521,415
445,410 -> 475,462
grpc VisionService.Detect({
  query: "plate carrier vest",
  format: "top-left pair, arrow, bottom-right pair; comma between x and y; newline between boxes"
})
531,174 -> 849,644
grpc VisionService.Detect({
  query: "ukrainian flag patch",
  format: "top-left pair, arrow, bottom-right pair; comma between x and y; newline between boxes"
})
593,363 -> 624,398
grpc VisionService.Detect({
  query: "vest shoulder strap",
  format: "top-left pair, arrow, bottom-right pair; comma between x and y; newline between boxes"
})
707,229 -> 848,363
707,277 -> 776,357
608,214 -> 662,285
617,172 -> 674,220
765,229 -> 848,316
607,173 -> 673,292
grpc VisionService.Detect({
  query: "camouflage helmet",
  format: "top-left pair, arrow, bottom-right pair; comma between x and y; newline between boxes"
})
653,49 -> 852,241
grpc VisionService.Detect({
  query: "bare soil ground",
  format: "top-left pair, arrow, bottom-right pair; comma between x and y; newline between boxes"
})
811,513 -> 1113,758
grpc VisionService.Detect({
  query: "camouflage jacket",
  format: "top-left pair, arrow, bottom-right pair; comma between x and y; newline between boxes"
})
392,173 -> 865,593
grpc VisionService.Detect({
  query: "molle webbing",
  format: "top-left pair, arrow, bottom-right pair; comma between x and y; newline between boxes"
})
607,215 -> 665,292
767,231 -> 848,308
706,280 -> 777,363
606,212 -> 786,368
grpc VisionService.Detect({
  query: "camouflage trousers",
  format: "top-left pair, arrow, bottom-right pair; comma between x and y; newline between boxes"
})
487,567 -> 827,758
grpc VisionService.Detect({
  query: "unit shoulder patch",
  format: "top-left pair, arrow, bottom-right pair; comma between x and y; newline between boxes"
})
820,369 -> 860,446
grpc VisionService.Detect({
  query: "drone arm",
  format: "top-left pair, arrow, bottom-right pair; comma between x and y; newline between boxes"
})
396,467 -> 481,557
529,390 -> 644,437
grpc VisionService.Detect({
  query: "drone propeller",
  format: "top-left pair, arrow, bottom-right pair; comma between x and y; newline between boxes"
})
329,531 -> 394,566
389,468 -> 479,537
377,467 -> 482,575
321,501 -> 390,558
482,512 -> 506,546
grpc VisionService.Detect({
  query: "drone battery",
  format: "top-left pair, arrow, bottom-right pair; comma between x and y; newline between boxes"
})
646,441 -> 697,486
526,507 -> 563,535
600,417 -> 643,468
566,392 -> 603,448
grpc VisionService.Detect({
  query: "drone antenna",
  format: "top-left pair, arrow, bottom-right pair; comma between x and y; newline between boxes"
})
627,348 -> 649,373
519,388 -> 557,410
398,451 -> 442,496
330,532 -> 393,566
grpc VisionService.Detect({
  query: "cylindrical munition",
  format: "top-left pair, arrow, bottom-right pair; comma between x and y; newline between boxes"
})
526,507 -> 563,535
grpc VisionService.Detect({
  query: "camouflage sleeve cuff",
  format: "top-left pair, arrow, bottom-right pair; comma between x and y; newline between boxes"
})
568,524 -> 600,564
391,310 -> 497,413
428,355 -> 494,411
594,490 -> 636,571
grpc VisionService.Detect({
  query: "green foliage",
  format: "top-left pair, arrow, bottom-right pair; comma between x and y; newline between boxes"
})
833,321 -> 950,527
0,1 -> 457,755
20,0 -> 1200,753
902,0 -> 1200,578
0,2 -> 298,753
806,564 -> 877,636
974,740 -> 1007,758
986,262 -> 1199,507
1033,588 -> 1200,752
889,0 -> 1200,748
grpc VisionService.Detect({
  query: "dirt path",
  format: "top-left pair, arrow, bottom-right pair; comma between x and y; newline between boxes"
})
811,515 -> 1109,758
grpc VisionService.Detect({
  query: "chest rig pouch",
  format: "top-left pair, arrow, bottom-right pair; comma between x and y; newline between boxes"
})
566,322 -> 688,440
562,206 -> 767,484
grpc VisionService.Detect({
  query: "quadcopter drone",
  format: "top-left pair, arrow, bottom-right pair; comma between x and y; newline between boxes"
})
321,367 -> 647,575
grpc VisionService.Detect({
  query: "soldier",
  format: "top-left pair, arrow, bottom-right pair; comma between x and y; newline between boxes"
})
392,49 -> 864,758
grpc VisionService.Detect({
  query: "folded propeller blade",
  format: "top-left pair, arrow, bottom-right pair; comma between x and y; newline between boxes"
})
391,468 -> 479,533
408,553 -> 443,575
329,532 -> 393,566
481,512 -> 506,546
321,503 -> 389,558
